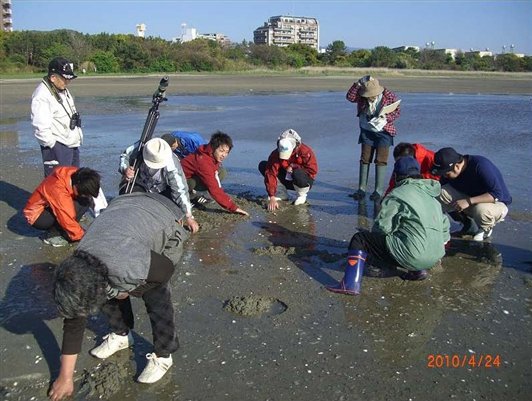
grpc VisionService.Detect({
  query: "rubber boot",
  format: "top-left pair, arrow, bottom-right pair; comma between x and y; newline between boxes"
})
326,250 -> 367,295
293,185 -> 310,206
370,165 -> 387,201
353,163 -> 369,200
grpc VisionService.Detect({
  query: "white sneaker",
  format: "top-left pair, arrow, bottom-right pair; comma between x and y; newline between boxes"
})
293,195 -> 307,206
137,353 -> 173,384
473,228 -> 493,242
89,332 -> 134,359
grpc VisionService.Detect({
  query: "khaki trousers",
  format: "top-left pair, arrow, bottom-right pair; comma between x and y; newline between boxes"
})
439,184 -> 508,231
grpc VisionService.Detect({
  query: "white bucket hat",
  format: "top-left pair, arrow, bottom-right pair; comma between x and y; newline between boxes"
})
143,138 -> 171,169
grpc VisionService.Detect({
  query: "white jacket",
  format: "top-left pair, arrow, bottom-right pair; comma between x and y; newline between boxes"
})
31,80 -> 83,148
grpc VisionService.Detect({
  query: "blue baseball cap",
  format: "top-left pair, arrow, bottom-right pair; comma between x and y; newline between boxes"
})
394,156 -> 420,176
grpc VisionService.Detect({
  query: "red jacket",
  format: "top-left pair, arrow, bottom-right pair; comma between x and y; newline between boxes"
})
180,144 -> 237,212
23,166 -> 85,241
264,143 -> 318,197
385,143 -> 440,196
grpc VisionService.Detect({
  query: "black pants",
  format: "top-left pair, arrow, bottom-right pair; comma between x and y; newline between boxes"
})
348,231 -> 399,268
101,251 -> 178,357
258,160 -> 314,190
40,143 -> 80,177
32,199 -> 88,233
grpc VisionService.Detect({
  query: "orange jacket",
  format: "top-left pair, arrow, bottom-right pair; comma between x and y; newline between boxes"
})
23,167 -> 85,241
385,143 -> 440,196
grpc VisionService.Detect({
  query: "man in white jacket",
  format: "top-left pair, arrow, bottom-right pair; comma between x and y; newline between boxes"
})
31,57 -> 83,177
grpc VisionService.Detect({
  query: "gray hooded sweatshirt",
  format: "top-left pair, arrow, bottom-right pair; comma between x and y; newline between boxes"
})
78,192 -> 189,296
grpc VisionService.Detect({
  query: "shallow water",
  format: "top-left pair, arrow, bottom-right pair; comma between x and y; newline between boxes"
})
14,91 -> 532,204
4,91 -> 532,401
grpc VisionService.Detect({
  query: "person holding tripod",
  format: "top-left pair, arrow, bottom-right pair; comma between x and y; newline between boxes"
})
119,137 -> 199,233
31,57 -> 82,177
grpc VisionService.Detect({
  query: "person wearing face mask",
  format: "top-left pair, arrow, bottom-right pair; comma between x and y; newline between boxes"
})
180,131 -> 249,216
31,57 -> 83,177
346,75 -> 401,201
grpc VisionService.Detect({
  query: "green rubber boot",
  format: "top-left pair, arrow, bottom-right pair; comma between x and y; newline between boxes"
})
353,163 -> 369,200
370,165 -> 387,201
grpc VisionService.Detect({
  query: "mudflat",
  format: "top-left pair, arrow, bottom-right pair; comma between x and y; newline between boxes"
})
2,69 -> 532,119
0,71 -> 530,401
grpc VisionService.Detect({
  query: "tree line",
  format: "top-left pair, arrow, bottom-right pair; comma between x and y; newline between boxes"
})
1,29 -> 531,74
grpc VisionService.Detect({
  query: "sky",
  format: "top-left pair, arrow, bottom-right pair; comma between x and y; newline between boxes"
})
12,0 -> 532,55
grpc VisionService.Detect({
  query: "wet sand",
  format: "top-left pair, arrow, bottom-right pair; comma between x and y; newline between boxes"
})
0,73 -> 531,401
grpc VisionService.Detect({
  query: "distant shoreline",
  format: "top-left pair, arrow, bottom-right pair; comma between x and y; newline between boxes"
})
2,69 -> 531,119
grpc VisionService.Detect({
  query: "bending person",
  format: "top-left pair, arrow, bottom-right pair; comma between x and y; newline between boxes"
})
118,137 -> 198,233
48,193 -> 190,401
181,131 -> 248,216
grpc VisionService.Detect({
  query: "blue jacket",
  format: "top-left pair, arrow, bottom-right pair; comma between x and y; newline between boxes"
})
171,131 -> 207,159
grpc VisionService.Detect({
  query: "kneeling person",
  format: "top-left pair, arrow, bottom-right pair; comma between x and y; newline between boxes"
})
327,157 -> 449,295
49,193 -> 190,401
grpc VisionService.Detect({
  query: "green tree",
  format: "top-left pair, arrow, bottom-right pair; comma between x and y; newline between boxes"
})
248,44 -> 288,68
324,40 -> 347,65
90,50 -> 120,73
369,46 -> 396,68
286,43 -> 319,66
114,38 -> 150,71
347,49 -> 371,67
494,53 -> 525,72
418,49 -> 447,70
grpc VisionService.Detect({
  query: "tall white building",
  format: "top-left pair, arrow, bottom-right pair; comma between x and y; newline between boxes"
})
180,23 -> 198,42
1,0 -> 13,32
136,23 -> 146,38
253,15 -> 319,50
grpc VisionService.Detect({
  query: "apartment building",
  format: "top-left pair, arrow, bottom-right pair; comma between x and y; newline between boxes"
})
253,15 -> 319,50
1,0 -> 13,32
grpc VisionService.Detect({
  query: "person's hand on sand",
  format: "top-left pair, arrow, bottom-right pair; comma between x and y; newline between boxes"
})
186,216 -> 200,233
235,208 -> 249,216
267,198 -> 280,212
48,376 -> 73,401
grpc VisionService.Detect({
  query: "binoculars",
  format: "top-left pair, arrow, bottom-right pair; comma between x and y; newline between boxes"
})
70,112 -> 82,130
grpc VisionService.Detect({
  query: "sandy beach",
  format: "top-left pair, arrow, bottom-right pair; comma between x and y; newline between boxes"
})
1,72 -> 531,401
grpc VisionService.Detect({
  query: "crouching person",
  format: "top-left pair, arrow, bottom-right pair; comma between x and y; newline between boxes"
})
327,157 -> 449,295
23,166 -> 101,247
48,193 -> 189,401
258,129 -> 318,211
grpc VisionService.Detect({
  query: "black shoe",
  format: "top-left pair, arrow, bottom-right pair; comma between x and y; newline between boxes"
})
401,269 -> 428,281
191,195 -> 212,208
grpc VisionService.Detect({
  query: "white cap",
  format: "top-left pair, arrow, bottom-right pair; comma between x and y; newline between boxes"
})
278,138 -> 296,160
143,138 -> 171,169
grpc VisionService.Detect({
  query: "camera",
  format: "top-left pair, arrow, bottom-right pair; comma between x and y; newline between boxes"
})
69,112 -> 82,130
